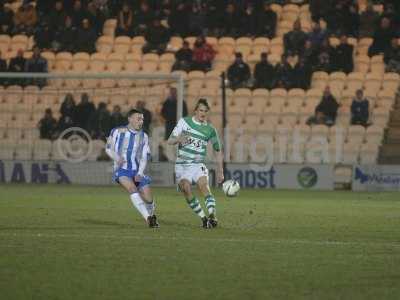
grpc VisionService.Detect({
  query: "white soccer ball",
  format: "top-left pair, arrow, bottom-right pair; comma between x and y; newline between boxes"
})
222,179 -> 240,197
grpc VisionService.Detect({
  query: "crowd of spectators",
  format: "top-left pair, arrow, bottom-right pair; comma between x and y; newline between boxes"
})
38,92 -> 153,140
1,0 -> 398,132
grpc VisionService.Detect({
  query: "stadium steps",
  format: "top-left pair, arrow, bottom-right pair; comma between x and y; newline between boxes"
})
378,91 -> 400,164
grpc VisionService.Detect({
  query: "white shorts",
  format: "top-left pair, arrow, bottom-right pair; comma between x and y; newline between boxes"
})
175,163 -> 209,185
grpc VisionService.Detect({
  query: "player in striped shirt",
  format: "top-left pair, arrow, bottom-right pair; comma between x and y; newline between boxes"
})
105,109 -> 159,228
168,98 -> 224,228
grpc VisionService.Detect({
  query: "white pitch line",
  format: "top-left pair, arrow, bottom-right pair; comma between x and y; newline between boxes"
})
0,232 -> 399,248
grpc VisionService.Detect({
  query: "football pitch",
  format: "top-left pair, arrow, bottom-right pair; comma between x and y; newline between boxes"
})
0,184 -> 399,300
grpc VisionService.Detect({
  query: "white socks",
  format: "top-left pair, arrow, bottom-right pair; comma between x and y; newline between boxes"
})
145,201 -> 155,216
130,193 -> 150,220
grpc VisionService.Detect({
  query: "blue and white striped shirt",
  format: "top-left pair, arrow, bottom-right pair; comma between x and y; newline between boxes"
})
105,126 -> 150,175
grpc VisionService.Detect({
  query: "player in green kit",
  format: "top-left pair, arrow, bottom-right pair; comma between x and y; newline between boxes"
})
168,98 -> 224,229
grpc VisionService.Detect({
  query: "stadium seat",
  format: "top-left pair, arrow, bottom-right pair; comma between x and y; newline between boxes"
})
341,143 -> 359,164
347,125 -> 366,145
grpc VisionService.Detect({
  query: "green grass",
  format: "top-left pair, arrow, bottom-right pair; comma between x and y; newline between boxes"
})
0,184 -> 399,300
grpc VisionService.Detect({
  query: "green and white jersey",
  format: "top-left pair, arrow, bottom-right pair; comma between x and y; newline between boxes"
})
171,117 -> 221,164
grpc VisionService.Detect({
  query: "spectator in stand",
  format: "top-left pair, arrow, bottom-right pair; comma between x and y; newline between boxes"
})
188,3 -> 206,36
38,108 -> 57,140
12,3 -> 37,35
254,52 -> 275,89
116,2 -> 134,37
0,3 -> 14,34
55,16 -> 77,52
86,1 -> 106,35
76,18 -> 97,53
300,40 -> 318,67
313,38 -> 334,73
161,87 -> 188,140
351,90 -> 369,127
381,3 -> 400,29
307,87 -> 339,126
308,22 -> 327,49
256,2 -> 277,38
134,2 -> 154,35
136,100 -> 152,134
359,4 -> 380,38
110,105 -> 126,128
333,35 -> 354,74
221,3 -> 241,38
309,0 -> 332,22
227,52 -> 251,89
284,20 -> 308,56
172,41 -> 193,72
8,49 -> 26,85
71,0 -> 86,28
242,3 -> 257,37
75,93 -> 95,131
25,46 -> 48,87
142,18 -> 170,54
191,36 -> 216,72
384,38 -> 400,73
89,102 -> 111,140
368,17 -> 396,57
168,2 -> 188,37
326,2 -> 359,37
48,1 -> 67,35
34,22 -> 54,50
58,93 -> 76,132
275,56 -> 296,89
206,2 -> 222,37
295,58 -> 313,90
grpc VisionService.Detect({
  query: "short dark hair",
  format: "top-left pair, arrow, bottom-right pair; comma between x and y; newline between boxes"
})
195,98 -> 210,111
127,108 -> 143,117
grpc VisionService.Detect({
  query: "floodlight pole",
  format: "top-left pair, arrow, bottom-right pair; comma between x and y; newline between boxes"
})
221,72 -> 227,176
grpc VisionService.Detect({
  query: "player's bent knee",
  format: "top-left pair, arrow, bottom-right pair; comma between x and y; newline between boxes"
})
179,180 -> 192,195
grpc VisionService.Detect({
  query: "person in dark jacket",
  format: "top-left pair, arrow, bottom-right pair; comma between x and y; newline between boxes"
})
384,38 -> 400,73
25,46 -> 48,87
75,93 -> 95,131
368,17 -> 396,57
142,18 -> 170,54
221,3 -> 241,37
284,20 -> 308,56
136,100 -> 152,134
256,2 -> 277,38
75,18 -> 97,53
307,87 -> 339,126
351,90 -> 369,126
333,35 -> 354,73
7,49 -> 25,85
254,52 -> 275,89
294,58 -> 313,89
168,2 -> 188,37
38,108 -> 57,140
55,16 -> 77,52
161,87 -> 188,140
227,52 -> 251,89
110,105 -> 126,129
172,41 -> 193,72
89,102 -> 111,140
34,22 -> 54,50
58,93 -> 77,132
